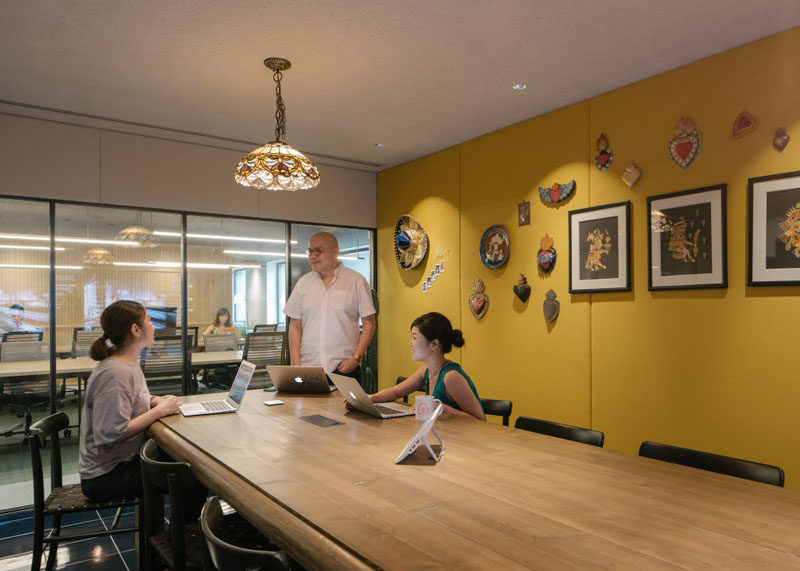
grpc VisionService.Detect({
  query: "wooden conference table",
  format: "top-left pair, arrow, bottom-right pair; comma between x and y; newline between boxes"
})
150,392 -> 800,570
0,350 -> 244,379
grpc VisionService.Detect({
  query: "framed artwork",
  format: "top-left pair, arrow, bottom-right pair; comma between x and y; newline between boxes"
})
648,184 -> 727,290
517,200 -> 530,226
568,201 -> 631,293
748,170 -> 800,286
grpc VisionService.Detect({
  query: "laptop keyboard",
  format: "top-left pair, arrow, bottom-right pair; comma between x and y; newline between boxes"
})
202,400 -> 230,412
377,404 -> 406,416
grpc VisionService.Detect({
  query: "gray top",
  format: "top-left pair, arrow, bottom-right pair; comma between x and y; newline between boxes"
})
79,357 -> 151,480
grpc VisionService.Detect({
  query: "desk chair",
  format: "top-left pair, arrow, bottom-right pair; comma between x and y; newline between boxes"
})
201,333 -> 238,390
71,327 -> 103,357
200,497 -> 289,571
0,341 -> 51,435
639,441 -> 785,487
480,398 -> 513,426
243,332 -> 287,389
253,323 -> 278,333
140,439 -> 206,571
141,336 -> 185,395
395,376 -> 409,403
28,412 -> 142,571
2,331 -> 44,343
155,327 -> 197,350
515,416 -> 605,447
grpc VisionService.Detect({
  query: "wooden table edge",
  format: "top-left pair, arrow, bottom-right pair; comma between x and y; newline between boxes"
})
148,420 -> 376,571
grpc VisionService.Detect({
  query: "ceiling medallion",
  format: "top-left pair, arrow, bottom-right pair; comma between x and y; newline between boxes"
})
235,58 -> 321,191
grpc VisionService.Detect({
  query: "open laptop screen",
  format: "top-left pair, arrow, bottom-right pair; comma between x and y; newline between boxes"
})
227,361 -> 256,406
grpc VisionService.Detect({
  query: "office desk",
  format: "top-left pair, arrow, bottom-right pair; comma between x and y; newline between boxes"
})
149,392 -> 800,570
0,351 -> 244,379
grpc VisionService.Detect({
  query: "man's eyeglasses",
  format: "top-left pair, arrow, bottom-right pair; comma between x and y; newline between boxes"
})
306,247 -> 330,256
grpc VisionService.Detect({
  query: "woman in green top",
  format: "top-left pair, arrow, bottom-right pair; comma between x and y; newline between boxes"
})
370,312 -> 485,420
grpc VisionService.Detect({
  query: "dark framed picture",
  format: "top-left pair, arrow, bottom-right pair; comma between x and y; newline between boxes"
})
568,201 -> 631,293
648,184 -> 727,290
748,170 -> 800,286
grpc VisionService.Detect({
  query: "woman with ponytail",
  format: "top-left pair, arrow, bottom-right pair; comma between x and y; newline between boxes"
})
367,312 -> 485,420
79,300 -> 182,501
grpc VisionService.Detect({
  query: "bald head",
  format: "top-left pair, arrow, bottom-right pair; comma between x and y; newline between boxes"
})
310,232 -> 339,249
308,232 -> 340,277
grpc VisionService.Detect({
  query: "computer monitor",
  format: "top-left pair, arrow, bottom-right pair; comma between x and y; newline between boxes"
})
145,306 -> 177,329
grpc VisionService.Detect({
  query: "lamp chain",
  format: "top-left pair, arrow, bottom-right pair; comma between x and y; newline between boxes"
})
273,69 -> 286,142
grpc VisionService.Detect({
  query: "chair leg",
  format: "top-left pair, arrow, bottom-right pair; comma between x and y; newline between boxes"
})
44,512 -> 61,571
110,507 -> 123,530
135,504 -> 146,571
30,511 -> 45,571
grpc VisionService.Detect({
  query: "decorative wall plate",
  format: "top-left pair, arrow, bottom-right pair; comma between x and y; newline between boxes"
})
732,110 -> 758,138
469,278 -> 489,319
393,214 -> 428,270
543,289 -> 560,323
622,162 -> 642,188
538,180 -> 576,204
479,225 -> 510,269
537,234 -> 557,273
668,117 -> 702,169
513,274 -> 531,302
594,133 -> 614,171
773,128 -> 790,152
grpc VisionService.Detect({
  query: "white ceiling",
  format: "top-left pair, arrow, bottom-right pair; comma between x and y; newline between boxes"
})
2,1 -> 800,169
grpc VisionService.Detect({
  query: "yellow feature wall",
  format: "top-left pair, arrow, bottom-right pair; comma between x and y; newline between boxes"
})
378,27 -> 800,487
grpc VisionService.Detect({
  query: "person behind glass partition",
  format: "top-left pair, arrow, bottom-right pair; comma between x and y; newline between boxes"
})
79,300 -> 203,504
284,232 -> 376,382
202,307 -> 240,338
365,312 -> 485,420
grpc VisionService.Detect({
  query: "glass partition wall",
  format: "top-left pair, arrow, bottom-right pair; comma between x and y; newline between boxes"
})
0,195 -> 374,511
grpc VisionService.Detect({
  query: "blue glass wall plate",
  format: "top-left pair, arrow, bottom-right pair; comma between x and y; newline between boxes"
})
479,225 -> 510,269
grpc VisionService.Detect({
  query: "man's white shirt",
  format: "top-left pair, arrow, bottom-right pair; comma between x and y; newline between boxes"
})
284,264 -> 375,372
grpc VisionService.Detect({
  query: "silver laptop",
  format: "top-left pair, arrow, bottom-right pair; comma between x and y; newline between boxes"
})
203,333 -> 237,352
267,365 -> 337,393
180,360 -> 255,416
329,373 -> 414,419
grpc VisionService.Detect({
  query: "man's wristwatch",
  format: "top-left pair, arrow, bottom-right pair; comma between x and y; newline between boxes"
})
353,353 -> 363,364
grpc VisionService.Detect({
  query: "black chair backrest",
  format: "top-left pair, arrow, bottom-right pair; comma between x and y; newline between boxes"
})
141,336 -> 184,375
3,330 -> 43,342
253,324 -> 278,333
243,332 -> 287,388
395,376 -> 409,403
0,340 -> 45,362
155,327 -> 196,348
480,398 -> 513,426
204,333 -> 237,352
638,441 -> 785,487
140,439 -> 199,570
72,327 -> 103,356
27,412 -> 69,513
200,497 -> 289,570
515,416 -> 605,447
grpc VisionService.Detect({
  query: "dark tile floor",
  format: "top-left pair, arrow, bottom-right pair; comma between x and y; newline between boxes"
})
0,506 -> 138,570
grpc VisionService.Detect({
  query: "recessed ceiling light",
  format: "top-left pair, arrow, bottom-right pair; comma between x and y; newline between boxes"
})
375,143 -> 385,148
512,83 -> 527,91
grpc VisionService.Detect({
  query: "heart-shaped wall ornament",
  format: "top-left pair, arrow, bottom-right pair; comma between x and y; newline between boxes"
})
773,128 -> 790,152
732,110 -> 757,138
536,234 -> 556,273
621,162 -> 642,188
594,133 -> 614,172
668,117 -> 702,169
513,274 -> 531,303
538,180 -> 576,204
468,278 -> 489,319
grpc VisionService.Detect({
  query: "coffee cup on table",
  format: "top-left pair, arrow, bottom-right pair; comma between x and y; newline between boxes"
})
414,395 -> 441,422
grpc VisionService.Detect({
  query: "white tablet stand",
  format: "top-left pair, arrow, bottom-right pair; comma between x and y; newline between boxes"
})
395,404 -> 445,463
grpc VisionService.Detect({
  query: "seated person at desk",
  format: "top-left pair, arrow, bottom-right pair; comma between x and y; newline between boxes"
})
79,300 -> 187,501
202,307 -> 240,338
0,303 -> 38,334
368,312 -> 485,420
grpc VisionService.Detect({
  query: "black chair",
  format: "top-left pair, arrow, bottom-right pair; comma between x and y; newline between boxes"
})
480,398 -> 513,426
71,326 -> 103,357
2,330 -> 44,342
638,441 -> 785,487
200,497 -> 289,570
243,332 -> 287,389
140,439 -> 206,570
141,336 -> 185,395
514,416 -> 605,447
253,324 -> 278,333
1,341 -> 52,435
28,412 -> 142,571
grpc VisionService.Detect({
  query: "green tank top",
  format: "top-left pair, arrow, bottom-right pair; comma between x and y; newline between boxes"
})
423,362 -> 483,412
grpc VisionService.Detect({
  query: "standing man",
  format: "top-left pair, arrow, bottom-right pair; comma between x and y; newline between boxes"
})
284,232 -> 376,381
